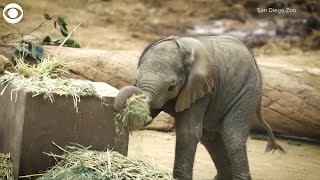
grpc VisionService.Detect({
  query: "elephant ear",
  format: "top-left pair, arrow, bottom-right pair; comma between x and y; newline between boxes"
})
175,37 -> 216,112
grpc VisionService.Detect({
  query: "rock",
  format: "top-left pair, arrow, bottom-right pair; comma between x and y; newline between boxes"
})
0,58 -> 4,74
0,55 -> 14,74
144,112 -> 175,132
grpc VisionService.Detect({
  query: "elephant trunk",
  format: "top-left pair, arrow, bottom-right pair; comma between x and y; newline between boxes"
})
114,78 -> 160,112
114,86 -> 143,112
138,80 -> 160,108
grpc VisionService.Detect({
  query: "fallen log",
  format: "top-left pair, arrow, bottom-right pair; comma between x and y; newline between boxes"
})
1,46 -> 319,140
44,46 -> 138,89
254,62 -> 320,140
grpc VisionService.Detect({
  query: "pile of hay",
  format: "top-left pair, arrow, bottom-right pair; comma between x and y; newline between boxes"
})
0,56 -> 98,112
0,153 -> 13,180
35,144 -> 174,180
115,94 -> 152,133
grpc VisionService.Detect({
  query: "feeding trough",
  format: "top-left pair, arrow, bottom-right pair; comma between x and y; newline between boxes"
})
0,57 -> 128,179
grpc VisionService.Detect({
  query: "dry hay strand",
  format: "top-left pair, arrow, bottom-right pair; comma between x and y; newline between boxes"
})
15,55 -> 69,78
35,143 -> 174,180
115,94 -> 152,134
0,56 -> 98,112
0,153 -> 13,180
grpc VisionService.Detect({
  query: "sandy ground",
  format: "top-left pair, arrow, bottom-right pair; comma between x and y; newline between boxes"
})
128,130 -> 320,180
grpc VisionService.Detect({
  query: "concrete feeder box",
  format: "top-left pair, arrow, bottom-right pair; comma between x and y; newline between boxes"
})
0,81 -> 128,179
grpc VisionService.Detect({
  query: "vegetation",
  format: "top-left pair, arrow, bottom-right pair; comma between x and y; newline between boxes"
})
115,94 -> 152,133
1,13 -> 80,64
0,153 -> 13,180
24,143 -> 174,180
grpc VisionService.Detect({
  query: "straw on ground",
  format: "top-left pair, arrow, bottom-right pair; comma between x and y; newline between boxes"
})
0,153 -> 14,180
32,143 -> 174,180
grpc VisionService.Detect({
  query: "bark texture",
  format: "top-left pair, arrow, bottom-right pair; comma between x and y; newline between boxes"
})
254,63 -> 320,140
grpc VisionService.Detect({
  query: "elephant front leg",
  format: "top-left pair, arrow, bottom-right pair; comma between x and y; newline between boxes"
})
173,128 -> 200,180
173,98 -> 209,180
220,98 -> 257,180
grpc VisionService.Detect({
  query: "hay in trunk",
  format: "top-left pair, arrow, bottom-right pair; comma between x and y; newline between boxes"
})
115,94 -> 152,133
0,153 -> 14,180
35,143 -> 174,180
0,56 -> 98,112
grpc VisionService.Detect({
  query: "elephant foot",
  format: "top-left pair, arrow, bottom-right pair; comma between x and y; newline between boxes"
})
213,174 -> 231,180
213,175 -> 251,180
173,175 -> 192,180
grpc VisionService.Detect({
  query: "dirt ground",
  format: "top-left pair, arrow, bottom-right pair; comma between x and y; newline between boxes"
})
1,0 -> 320,179
1,0 -> 319,51
129,130 -> 320,180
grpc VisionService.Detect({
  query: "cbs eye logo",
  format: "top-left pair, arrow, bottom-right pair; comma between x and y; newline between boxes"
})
3,3 -> 23,24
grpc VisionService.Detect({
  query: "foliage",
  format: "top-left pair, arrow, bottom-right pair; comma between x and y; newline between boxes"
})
1,13 -> 81,64
41,13 -> 81,48
13,41 -> 44,64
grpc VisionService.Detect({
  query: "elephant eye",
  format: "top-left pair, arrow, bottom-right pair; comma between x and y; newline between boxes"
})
133,79 -> 138,86
168,85 -> 176,92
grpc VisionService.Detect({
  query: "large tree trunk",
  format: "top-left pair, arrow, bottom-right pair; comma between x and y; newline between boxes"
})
1,46 -> 319,140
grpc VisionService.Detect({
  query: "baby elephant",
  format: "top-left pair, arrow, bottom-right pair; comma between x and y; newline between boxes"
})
115,35 -> 284,180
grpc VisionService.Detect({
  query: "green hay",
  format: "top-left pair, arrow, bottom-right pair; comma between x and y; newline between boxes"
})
30,143 -> 174,180
0,153 -> 14,180
115,94 -> 152,133
0,56 -> 98,112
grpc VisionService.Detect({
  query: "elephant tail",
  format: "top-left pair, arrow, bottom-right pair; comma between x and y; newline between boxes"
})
256,104 -> 286,153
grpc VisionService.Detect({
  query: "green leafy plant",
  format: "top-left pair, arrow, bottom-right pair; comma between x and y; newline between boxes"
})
13,41 -> 44,63
42,36 -> 80,48
1,13 -> 81,64
41,13 -> 81,48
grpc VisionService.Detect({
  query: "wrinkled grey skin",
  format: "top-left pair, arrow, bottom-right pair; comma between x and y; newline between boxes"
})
116,35 -> 284,180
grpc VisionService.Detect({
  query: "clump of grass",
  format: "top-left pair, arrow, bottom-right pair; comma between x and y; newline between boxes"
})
0,56 -> 98,112
0,153 -> 14,180
30,143 -> 174,180
15,55 -> 69,78
115,94 -> 152,133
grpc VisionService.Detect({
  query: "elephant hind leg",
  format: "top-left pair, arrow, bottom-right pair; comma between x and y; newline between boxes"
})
201,130 -> 232,180
218,88 -> 262,180
223,140 -> 251,180
220,108 -> 255,179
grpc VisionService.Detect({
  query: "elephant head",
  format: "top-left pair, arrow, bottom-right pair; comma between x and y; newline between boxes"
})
115,36 -> 216,113
137,36 -> 217,112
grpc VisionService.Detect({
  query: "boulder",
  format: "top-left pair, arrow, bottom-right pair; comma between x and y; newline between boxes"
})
144,112 -> 175,132
0,55 -> 14,74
